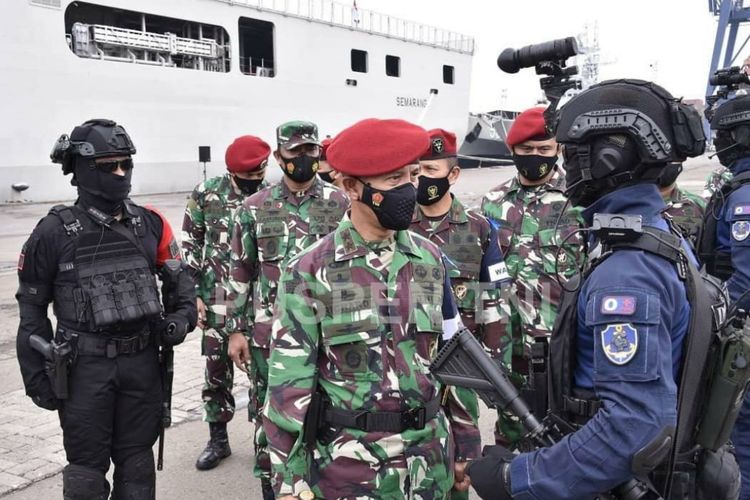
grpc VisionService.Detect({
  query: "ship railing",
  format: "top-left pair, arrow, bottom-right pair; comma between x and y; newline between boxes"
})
239,56 -> 275,76
221,0 -> 474,54
89,24 -> 221,58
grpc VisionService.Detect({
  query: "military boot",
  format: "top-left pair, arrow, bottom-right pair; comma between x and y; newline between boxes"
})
195,422 -> 231,470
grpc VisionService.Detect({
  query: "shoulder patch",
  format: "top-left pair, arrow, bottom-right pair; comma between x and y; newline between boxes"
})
734,205 -> 750,216
601,323 -> 638,365
732,220 -> 750,242
600,295 -> 636,315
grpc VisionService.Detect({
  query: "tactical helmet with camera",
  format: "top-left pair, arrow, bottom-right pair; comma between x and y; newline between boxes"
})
50,119 -> 136,175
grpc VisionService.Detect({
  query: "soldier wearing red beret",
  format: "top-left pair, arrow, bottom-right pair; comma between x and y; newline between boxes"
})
317,137 -> 344,189
480,108 -> 585,448
410,128 -> 511,500
264,118 -> 480,499
181,134 -> 270,472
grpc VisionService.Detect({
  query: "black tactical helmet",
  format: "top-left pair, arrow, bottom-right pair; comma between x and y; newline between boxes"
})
554,79 -> 705,205
710,94 -> 750,167
50,119 -> 136,175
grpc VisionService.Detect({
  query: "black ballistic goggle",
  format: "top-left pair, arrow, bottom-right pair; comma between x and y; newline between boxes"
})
94,158 -> 134,173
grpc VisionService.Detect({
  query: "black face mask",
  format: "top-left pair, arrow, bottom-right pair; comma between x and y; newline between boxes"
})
74,159 -> 132,214
281,155 -> 319,183
233,175 -> 264,196
513,154 -> 556,181
359,181 -> 416,231
417,171 -> 452,206
318,171 -> 335,184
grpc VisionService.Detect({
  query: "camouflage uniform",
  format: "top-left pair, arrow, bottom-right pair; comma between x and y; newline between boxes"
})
226,177 -> 348,481
663,185 -> 706,247
263,217 -> 481,498
182,173 -> 263,423
480,168 -> 584,445
703,165 -> 733,199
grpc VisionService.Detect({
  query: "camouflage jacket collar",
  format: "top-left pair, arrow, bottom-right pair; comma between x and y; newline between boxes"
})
275,176 -> 324,200
412,195 -> 469,225
218,173 -> 245,197
506,166 -> 566,196
334,216 -> 421,262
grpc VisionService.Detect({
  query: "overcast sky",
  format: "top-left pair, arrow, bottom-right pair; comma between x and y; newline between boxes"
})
359,0 -> 738,112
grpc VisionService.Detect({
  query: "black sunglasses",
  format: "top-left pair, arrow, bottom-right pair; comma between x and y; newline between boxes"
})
94,158 -> 134,173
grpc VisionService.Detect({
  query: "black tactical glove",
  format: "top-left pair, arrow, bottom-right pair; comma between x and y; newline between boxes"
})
466,445 -> 515,500
159,314 -> 190,346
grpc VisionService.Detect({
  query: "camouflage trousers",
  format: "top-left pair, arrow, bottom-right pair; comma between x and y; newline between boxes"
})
201,327 -> 252,424
450,386 -> 478,500
307,412 -> 456,499
250,346 -> 270,481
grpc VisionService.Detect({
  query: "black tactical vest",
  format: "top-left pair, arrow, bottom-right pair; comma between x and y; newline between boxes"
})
546,224 -> 724,498
697,170 -> 750,280
50,203 -> 162,335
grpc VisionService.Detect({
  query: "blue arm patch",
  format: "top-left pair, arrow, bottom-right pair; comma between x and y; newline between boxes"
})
479,222 -> 511,286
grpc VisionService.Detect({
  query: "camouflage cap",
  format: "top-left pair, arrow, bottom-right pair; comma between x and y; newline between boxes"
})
276,121 -> 321,149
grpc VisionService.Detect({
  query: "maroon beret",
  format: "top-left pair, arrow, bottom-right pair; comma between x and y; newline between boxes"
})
225,135 -> 271,173
320,138 -> 332,161
327,118 -> 430,177
421,128 -> 457,160
506,107 -> 552,147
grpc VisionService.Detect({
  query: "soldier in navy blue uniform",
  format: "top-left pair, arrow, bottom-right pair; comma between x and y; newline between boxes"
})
15,119 -> 197,500
698,95 -> 750,500
466,81 -> 739,499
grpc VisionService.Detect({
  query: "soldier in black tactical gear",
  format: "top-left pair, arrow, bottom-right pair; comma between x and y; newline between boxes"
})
15,119 -> 197,500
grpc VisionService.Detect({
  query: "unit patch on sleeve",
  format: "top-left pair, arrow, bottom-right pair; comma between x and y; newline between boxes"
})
732,221 -> 750,242
600,295 -> 636,315
601,323 -> 638,365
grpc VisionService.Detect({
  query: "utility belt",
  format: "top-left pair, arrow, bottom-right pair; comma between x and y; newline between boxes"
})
323,397 -> 441,433
58,326 -> 152,358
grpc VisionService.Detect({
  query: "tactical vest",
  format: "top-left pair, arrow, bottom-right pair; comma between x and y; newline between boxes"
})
697,170 -> 750,280
50,203 -> 162,335
546,222 -> 727,498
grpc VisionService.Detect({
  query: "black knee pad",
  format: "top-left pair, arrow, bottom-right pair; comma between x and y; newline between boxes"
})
112,451 -> 155,500
63,464 -> 109,500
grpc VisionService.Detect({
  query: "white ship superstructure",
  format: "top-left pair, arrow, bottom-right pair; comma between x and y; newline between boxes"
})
1,0 -> 474,202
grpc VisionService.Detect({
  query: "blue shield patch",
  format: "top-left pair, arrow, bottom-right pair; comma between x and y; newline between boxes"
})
732,221 -> 750,242
601,323 -> 638,365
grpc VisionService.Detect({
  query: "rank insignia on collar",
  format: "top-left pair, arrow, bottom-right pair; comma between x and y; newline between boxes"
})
732,220 -> 750,242
601,323 -> 638,365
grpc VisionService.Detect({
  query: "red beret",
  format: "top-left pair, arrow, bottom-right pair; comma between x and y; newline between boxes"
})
225,135 -> 271,173
421,128 -> 457,160
505,107 -> 552,147
327,118 -> 429,177
320,138 -> 332,161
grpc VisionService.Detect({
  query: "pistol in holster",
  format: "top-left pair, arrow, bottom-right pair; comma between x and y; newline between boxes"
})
29,334 -> 73,400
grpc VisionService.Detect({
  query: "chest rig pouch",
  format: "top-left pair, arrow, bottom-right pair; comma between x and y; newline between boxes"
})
50,205 -> 162,332
697,170 -> 750,280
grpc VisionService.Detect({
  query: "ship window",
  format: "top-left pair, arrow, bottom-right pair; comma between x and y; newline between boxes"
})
64,2 -> 230,72
239,17 -> 275,77
351,49 -> 368,73
443,65 -> 455,84
386,55 -> 400,77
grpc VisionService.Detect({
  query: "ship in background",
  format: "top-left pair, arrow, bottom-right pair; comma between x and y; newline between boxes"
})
1,0 -> 474,202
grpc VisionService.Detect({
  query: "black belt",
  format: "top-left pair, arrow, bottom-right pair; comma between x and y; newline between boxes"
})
323,397 -> 441,433
66,329 -> 152,358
